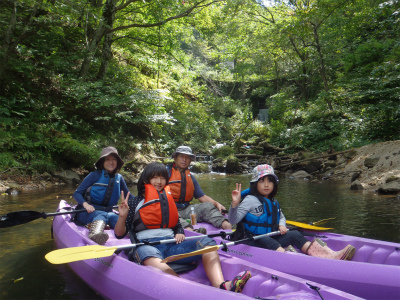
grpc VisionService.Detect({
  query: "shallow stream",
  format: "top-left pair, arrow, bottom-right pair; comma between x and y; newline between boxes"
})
0,174 -> 398,299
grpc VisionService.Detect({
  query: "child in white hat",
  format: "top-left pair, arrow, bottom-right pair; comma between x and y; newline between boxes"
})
228,164 -> 355,260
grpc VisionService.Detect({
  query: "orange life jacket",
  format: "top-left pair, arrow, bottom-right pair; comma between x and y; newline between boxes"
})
132,184 -> 179,232
168,167 -> 195,203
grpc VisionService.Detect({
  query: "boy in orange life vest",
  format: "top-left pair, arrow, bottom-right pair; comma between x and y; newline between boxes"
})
167,146 -> 232,231
114,162 -> 251,292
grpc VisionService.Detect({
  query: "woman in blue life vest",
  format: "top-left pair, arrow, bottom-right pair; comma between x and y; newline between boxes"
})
228,164 -> 356,260
114,162 -> 251,293
73,146 -> 133,245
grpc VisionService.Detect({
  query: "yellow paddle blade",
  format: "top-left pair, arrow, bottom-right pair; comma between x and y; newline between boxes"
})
286,220 -> 332,231
312,217 -> 336,226
45,245 -> 118,264
161,245 -> 219,264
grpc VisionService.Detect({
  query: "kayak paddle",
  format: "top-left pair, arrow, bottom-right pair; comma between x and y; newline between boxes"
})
286,220 -> 332,230
0,206 -> 118,229
161,230 -> 282,263
221,209 -> 333,231
311,217 -> 336,226
45,231 -> 229,264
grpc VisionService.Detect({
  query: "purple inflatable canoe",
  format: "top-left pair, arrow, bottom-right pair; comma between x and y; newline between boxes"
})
190,221 -> 400,300
50,200 -> 363,300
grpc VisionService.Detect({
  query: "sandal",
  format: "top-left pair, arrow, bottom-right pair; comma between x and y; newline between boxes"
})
220,270 -> 251,293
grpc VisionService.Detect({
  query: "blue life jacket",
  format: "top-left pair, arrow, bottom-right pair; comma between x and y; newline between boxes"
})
84,170 -> 121,207
241,189 -> 281,235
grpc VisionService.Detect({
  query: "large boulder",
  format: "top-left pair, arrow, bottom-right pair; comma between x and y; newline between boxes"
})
190,162 -> 211,174
377,181 -> 400,194
350,180 -> 365,190
290,170 -> 312,180
364,156 -> 380,168
54,170 -> 81,184
226,155 -> 241,174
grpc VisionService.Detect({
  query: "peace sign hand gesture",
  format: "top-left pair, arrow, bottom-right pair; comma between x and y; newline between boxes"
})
118,191 -> 130,218
231,183 -> 241,208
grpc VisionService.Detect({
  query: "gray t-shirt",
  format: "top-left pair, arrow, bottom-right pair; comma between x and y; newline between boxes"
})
228,195 -> 286,226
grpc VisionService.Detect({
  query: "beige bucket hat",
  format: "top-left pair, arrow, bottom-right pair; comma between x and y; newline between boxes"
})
95,146 -> 124,171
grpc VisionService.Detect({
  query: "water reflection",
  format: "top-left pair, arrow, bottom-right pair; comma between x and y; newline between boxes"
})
0,175 -> 399,299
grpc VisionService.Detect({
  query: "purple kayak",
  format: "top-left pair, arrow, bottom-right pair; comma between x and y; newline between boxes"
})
190,222 -> 400,300
50,200 -> 363,300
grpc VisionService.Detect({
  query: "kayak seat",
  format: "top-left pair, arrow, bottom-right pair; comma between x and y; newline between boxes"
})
356,245 -> 400,265
385,249 -> 400,266
167,262 -> 198,274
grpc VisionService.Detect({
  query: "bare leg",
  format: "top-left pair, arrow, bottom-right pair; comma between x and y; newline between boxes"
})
143,257 -> 178,277
221,220 -> 232,230
301,241 -> 311,253
276,247 -> 285,252
202,250 -> 231,289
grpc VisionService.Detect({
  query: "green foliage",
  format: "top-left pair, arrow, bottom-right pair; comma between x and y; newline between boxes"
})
212,145 -> 235,159
30,160 -> 57,175
0,152 -> 21,170
0,0 -> 398,174
53,135 -> 98,170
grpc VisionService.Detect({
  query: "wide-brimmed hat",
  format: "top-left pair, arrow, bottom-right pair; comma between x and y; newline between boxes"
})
95,146 -> 124,170
250,164 -> 279,183
171,146 -> 195,160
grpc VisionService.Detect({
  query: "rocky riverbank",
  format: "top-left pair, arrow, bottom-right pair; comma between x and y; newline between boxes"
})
1,141 -> 399,196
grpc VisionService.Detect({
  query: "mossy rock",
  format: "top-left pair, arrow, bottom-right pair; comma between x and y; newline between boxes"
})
226,155 -> 240,174
190,162 -> 210,174
212,145 -> 234,159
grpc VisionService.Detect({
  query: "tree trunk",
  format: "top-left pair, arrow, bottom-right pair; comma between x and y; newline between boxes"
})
312,24 -> 333,110
96,0 -> 117,80
79,19 -> 105,80
0,1 -> 17,82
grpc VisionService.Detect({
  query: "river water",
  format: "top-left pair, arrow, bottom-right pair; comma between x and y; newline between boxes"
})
0,173 -> 399,299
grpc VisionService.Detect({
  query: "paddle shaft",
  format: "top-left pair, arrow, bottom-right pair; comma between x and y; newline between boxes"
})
0,205 -> 119,228
114,232 -> 228,251
221,210 -> 332,231
45,206 -> 119,217
161,230 -> 282,263
45,231 -> 229,264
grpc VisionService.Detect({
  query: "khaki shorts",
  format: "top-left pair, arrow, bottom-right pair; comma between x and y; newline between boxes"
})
178,202 -> 228,229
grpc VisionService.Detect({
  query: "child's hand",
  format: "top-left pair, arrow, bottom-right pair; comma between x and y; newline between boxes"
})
118,191 -> 130,218
231,183 -> 241,208
175,233 -> 185,244
279,225 -> 288,235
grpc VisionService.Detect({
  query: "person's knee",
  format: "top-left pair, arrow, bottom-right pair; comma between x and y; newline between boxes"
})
221,220 -> 232,230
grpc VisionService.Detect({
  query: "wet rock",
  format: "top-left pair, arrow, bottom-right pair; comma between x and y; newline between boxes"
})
343,150 -> 357,159
226,156 -> 241,174
386,175 -> 400,183
351,172 -> 361,182
324,160 -> 337,168
290,170 -> 312,180
305,161 -> 322,174
40,172 -> 52,181
377,182 -> 400,194
191,162 -> 210,174
350,180 -> 365,190
54,170 -> 81,184
364,157 -> 380,168
212,160 -> 225,173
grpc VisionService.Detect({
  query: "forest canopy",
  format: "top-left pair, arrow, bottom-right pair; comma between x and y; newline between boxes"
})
0,0 -> 399,172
